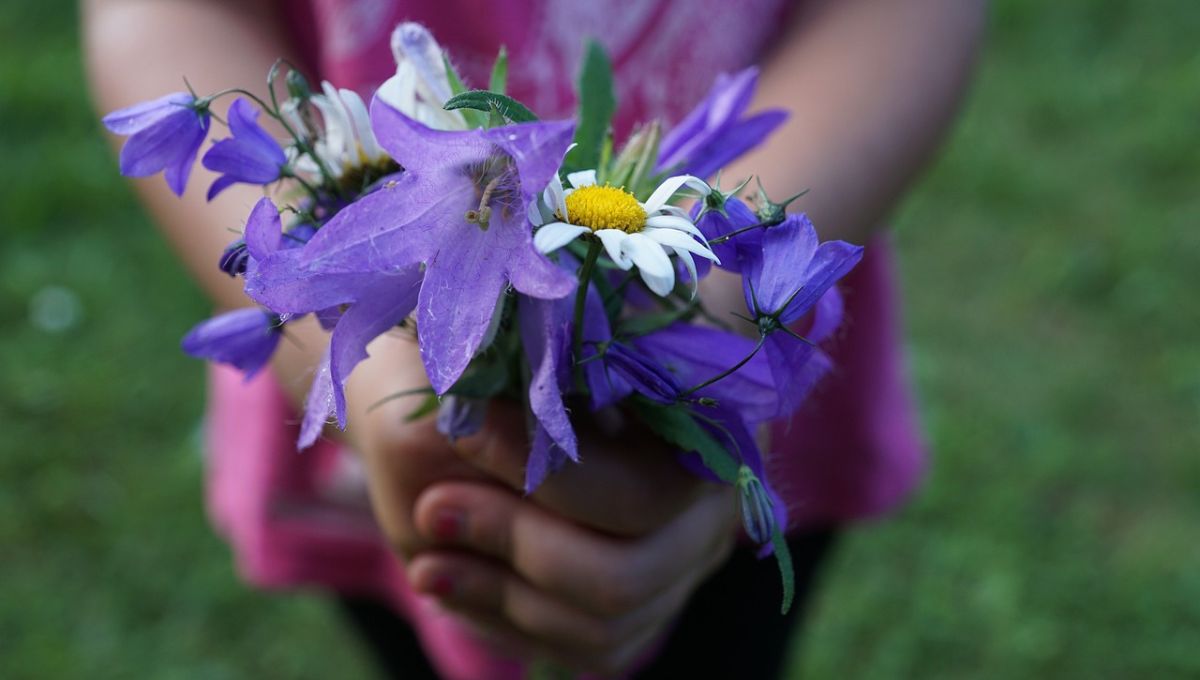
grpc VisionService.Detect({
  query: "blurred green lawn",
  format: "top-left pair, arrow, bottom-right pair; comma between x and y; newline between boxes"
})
2,1 -> 1197,677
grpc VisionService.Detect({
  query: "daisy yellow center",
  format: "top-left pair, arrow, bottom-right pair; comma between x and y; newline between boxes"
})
564,185 -> 646,234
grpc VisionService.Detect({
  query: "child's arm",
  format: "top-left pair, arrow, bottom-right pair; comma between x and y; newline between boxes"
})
84,0 -> 339,406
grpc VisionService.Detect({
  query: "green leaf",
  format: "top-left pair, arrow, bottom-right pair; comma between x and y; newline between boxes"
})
633,400 -> 740,483
771,529 -> 796,615
444,90 -> 538,124
404,393 -> 440,423
442,53 -> 469,96
441,55 -> 487,129
564,40 -> 615,173
489,46 -> 508,95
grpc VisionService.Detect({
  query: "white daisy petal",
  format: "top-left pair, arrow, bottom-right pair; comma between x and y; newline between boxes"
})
527,196 -> 545,226
674,248 -> 700,298
567,169 -> 597,188
624,233 -> 675,296
543,173 -> 568,222
645,214 -> 709,242
645,227 -> 719,262
595,229 -> 634,269
533,222 -> 590,254
338,88 -> 385,162
643,175 -> 711,213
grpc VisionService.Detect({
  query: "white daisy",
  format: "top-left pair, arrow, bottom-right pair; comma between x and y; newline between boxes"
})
532,171 -> 718,296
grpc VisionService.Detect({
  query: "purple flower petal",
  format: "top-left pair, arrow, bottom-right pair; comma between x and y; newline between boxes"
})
328,267 -> 423,427
181,308 -> 282,380
603,343 -> 682,405
298,346 -> 334,450
244,197 -> 283,261
436,396 -> 487,441
656,68 -> 786,179
693,196 -> 761,274
518,296 -> 578,469
202,98 -> 287,199
106,92 -> 209,196
634,323 -> 778,422
764,332 -> 832,417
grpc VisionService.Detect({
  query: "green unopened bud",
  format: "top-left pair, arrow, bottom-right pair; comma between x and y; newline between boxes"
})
753,177 -> 808,225
737,465 -> 776,545
286,70 -> 312,101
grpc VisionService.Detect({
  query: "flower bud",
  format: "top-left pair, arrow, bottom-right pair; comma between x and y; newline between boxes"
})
436,395 -> 487,442
218,239 -> 249,277
286,69 -> 312,101
737,464 -> 776,545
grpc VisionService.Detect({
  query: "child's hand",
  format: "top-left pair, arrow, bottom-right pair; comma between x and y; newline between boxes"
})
406,402 -> 738,675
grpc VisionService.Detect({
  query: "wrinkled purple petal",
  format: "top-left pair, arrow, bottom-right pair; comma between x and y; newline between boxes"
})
298,346 -> 334,450
518,296 -> 578,462
328,268 -> 423,427
481,120 -> 576,200
525,424 -> 571,494
181,308 -> 281,380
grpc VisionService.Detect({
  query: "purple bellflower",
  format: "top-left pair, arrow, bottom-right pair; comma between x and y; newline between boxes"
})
248,99 -> 577,395
181,307 -> 283,380
103,92 -> 211,196
743,214 -> 863,416
202,98 -> 288,200
656,68 -> 787,180
240,198 -> 423,441
692,193 -> 762,276
633,323 -> 778,423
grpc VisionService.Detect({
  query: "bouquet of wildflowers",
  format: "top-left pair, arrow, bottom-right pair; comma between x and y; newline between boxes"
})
103,23 -> 863,613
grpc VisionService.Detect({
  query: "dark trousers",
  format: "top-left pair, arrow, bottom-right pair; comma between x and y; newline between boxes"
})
337,528 -> 837,679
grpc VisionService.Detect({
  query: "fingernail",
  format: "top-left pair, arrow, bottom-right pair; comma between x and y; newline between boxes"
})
433,509 -> 463,541
430,573 -> 456,598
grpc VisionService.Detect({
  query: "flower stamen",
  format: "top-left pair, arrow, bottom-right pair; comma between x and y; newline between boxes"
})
562,184 -> 646,233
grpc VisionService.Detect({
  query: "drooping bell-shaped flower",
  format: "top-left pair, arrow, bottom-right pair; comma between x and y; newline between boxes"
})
202,98 -> 288,200
181,307 -> 283,380
103,92 -> 211,196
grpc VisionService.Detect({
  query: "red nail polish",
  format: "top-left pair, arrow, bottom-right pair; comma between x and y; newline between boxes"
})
433,510 -> 463,541
431,573 -> 455,598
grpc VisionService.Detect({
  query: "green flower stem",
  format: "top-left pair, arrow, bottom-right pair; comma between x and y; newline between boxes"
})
680,334 -> 766,397
572,238 -> 604,390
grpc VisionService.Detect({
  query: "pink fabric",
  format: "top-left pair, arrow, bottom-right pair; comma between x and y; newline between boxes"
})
205,1 -> 926,677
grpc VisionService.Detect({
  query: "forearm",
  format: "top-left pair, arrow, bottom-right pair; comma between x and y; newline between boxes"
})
729,0 -> 987,245
83,0 -> 297,309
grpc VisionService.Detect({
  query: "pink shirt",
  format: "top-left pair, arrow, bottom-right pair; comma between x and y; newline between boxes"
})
206,2 -> 925,677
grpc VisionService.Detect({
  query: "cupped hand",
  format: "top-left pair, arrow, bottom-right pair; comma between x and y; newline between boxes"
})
406,401 -> 739,675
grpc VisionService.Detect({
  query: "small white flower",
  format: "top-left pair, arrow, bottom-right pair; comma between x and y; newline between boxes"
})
376,22 -> 467,131
532,171 -> 718,296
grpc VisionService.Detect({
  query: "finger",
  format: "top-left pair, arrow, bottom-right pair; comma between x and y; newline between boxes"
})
453,402 -> 707,536
408,551 -> 688,676
412,480 -> 737,617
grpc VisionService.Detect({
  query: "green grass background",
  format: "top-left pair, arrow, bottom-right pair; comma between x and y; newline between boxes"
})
2,1 -> 1197,677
